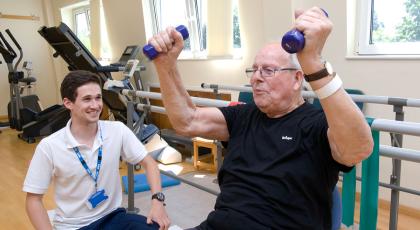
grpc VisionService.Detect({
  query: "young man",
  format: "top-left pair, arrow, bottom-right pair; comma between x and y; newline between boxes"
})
147,7 -> 373,230
23,70 -> 170,230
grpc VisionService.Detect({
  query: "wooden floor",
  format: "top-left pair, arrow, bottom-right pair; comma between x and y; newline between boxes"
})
1,127 -> 420,229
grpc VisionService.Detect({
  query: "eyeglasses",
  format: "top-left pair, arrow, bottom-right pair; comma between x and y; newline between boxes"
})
245,67 -> 298,78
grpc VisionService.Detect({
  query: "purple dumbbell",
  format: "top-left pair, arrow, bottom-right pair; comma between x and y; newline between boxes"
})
281,9 -> 328,54
143,25 -> 189,60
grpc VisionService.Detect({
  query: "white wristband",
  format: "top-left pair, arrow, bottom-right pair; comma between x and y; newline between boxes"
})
314,74 -> 343,100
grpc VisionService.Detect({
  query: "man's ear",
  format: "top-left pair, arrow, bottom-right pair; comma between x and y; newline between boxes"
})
62,98 -> 73,110
293,70 -> 304,90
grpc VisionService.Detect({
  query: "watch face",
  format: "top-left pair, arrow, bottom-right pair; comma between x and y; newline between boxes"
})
157,192 -> 165,201
325,61 -> 333,75
153,192 -> 165,202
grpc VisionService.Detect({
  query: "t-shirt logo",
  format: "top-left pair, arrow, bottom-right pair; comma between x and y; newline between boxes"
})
282,136 -> 293,141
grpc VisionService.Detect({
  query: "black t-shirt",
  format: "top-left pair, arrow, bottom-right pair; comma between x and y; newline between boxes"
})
203,102 -> 352,230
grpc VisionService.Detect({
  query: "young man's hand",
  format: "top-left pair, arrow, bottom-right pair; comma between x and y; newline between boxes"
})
147,199 -> 170,230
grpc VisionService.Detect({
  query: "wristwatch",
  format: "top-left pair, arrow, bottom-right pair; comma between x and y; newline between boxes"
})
152,192 -> 166,205
304,61 -> 333,82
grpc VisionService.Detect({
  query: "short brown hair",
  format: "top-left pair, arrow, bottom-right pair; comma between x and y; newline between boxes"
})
60,70 -> 101,102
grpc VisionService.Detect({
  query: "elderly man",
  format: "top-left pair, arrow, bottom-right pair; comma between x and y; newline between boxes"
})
148,7 -> 373,230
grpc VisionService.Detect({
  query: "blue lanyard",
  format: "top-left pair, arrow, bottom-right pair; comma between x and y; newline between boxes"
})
73,126 -> 104,191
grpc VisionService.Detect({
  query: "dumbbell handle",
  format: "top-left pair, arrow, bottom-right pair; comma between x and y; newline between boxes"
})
281,9 -> 328,54
143,25 -> 189,60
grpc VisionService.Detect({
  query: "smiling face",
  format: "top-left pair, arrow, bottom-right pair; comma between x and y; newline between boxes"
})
63,82 -> 103,125
250,43 -> 304,117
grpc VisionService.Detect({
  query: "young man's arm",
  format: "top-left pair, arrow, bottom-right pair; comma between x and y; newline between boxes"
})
26,193 -> 52,230
139,155 -> 170,230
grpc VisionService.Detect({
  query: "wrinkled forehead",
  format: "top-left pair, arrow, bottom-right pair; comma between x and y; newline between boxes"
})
253,44 -> 289,67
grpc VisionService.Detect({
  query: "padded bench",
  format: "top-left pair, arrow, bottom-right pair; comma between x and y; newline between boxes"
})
160,129 -> 193,152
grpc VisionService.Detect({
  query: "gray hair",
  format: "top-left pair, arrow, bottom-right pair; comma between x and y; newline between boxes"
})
264,39 -> 301,69
288,53 -> 301,70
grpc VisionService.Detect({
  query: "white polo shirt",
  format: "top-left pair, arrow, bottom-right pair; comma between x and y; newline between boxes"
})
23,120 -> 147,229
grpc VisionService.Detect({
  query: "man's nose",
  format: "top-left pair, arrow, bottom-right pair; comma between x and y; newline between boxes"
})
251,69 -> 264,82
90,100 -> 101,108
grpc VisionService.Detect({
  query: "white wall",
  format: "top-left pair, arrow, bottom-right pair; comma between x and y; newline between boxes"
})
0,0 -> 58,114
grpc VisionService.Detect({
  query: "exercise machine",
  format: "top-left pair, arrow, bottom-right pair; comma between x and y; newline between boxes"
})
0,29 -> 70,143
104,59 -> 182,164
0,30 -> 40,129
39,23 -> 140,123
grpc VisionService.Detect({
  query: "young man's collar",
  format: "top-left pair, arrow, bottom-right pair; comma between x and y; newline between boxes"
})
64,119 -> 104,149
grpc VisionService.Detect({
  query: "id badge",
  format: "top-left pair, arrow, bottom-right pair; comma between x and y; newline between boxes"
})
86,189 -> 109,209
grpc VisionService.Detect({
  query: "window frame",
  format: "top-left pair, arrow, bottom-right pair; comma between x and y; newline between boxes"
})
73,5 -> 91,38
357,0 -> 420,55
147,0 -> 206,59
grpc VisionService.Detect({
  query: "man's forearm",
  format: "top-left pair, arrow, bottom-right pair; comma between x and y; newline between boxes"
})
313,78 -> 373,165
26,195 -> 52,230
140,156 -> 162,194
156,66 -> 196,134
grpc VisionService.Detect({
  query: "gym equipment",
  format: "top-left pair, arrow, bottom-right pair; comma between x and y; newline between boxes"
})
104,60 -> 182,165
38,22 -> 146,124
142,25 -> 189,60
144,132 -> 182,164
105,71 -> 182,165
20,61 -> 36,95
112,46 -> 141,67
160,128 -> 194,153
0,29 -> 40,128
281,9 -> 328,53
7,59 -> 40,128
0,28 -> 70,143
121,173 -> 180,194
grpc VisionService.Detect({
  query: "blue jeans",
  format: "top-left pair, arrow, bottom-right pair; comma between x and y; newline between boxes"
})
78,208 -> 159,230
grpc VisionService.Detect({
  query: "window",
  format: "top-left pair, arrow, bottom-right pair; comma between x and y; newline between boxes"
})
73,6 -> 91,50
99,1 -> 112,63
146,0 -> 206,58
233,0 -> 241,49
61,1 -> 111,64
144,0 -> 241,59
358,0 -> 420,55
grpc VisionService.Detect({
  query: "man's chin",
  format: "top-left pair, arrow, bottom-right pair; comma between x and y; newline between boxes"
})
87,116 -> 100,122
254,100 -> 269,112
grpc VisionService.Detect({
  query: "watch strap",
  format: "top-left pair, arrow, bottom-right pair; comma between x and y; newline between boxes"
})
152,192 -> 164,201
151,192 -> 166,206
304,68 -> 330,82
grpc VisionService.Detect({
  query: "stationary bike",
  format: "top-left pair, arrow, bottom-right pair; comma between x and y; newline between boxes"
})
0,30 -> 41,129
0,29 -> 70,143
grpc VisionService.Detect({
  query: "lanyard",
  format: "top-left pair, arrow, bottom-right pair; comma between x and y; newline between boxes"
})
73,126 -> 104,191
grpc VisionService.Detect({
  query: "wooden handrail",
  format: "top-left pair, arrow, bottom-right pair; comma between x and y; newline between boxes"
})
0,13 -> 40,21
